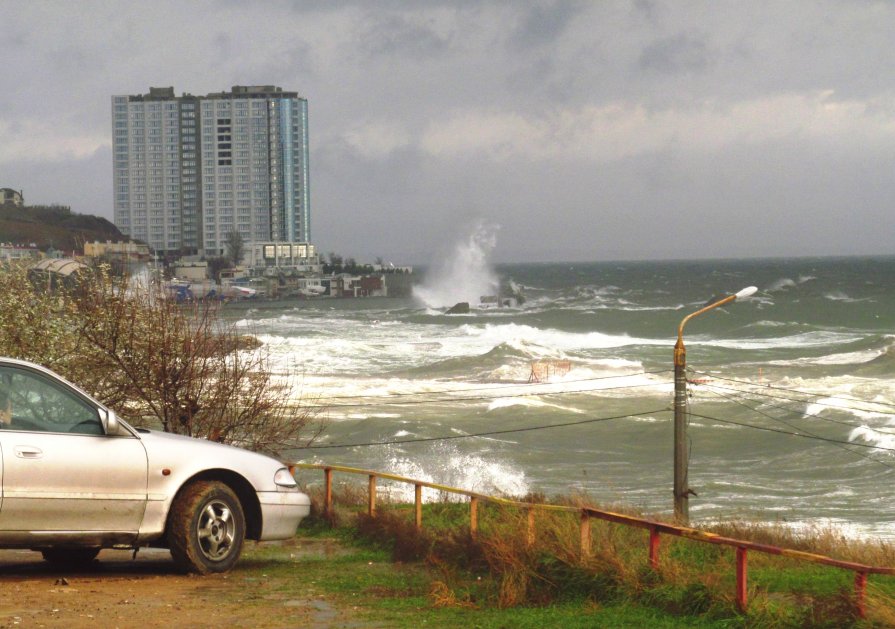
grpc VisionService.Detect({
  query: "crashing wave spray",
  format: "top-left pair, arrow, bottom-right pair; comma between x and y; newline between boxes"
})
414,220 -> 499,308
129,262 -> 152,292
125,262 -> 160,303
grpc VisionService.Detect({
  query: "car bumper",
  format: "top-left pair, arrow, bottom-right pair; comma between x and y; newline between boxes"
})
257,490 -> 311,540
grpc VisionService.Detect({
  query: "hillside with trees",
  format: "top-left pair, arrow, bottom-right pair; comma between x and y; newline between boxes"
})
0,203 -> 126,252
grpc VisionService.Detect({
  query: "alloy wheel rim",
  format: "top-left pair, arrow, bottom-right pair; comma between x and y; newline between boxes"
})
196,499 -> 236,560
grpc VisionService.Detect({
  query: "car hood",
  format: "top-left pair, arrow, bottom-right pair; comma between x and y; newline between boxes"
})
134,427 -> 289,492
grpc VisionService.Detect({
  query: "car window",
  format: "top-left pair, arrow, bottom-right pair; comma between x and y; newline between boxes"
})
0,366 -> 103,435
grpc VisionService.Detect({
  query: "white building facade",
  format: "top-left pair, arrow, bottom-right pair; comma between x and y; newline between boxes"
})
244,241 -> 321,273
112,86 -> 311,256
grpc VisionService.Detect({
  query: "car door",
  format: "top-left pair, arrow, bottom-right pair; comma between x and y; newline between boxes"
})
0,363 -> 149,539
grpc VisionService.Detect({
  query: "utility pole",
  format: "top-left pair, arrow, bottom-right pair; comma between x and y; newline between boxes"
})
673,336 -> 689,523
673,286 -> 757,524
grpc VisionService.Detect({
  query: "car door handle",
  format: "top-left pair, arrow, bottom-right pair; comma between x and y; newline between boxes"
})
14,446 -> 43,459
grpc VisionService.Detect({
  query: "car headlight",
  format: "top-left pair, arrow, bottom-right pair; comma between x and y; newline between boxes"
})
274,467 -> 297,488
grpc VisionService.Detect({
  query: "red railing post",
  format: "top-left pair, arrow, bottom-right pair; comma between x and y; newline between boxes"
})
855,571 -> 868,619
294,463 -> 895,610
470,497 -> 478,538
368,474 -> 377,517
736,547 -> 748,613
580,511 -> 591,561
414,484 -> 422,531
323,467 -> 333,521
527,507 -> 536,547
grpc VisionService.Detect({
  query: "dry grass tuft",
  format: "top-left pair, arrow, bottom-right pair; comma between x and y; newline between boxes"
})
301,480 -> 370,528
704,519 -> 895,567
429,580 -> 476,609
354,510 -> 435,562
312,483 -> 895,624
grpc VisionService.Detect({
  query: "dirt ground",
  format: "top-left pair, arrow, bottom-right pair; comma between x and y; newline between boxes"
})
0,539 -> 366,629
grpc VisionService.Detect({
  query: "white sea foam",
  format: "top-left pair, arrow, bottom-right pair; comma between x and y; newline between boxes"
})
783,518 -> 892,540
277,358 -> 667,411
766,275 -> 815,293
248,302 -> 667,382
848,426 -> 895,451
690,422 -> 741,430
592,303 -> 684,312
545,286 -> 685,313
628,415 -> 662,423
486,397 -> 585,414
766,348 -> 884,366
459,322 -> 663,351
748,320 -> 794,328
805,396 -> 895,422
824,291 -> 872,303
700,331 -> 863,350
379,444 -> 530,502
767,278 -> 797,292
235,260 -> 895,536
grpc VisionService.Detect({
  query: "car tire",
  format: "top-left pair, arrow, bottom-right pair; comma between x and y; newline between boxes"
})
168,480 -> 245,574
40,547 -> 101,567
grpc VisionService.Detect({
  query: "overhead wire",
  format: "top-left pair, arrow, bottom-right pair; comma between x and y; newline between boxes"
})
276,356 -> 895,464
291,368 -> 671,403
281,365 -> 894,420
688,410 -> 895,455
693,381 -> 895,434
300,376 -> 672,410
690,370 -> 895,416
297,389 -> 895,460
693,381 -> 895,470
294,407 -> 671,450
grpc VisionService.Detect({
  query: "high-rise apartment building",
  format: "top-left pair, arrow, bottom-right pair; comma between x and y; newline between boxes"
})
112,86 -> 311,256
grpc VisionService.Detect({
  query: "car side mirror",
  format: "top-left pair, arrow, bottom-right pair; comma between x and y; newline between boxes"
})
99,408 -> 121,436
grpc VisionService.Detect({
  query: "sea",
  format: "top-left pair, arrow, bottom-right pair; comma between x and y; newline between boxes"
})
227,247 -> 895,538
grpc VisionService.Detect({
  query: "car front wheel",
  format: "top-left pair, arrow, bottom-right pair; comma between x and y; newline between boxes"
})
168,480 -> 245,574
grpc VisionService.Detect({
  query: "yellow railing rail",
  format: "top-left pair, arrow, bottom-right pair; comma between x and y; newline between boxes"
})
292,462 -> 893,617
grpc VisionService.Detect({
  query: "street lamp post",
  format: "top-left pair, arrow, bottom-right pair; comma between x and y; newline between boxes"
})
673,286 -> 757,523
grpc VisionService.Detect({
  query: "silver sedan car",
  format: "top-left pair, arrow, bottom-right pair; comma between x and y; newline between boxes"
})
0,357 -> 310,573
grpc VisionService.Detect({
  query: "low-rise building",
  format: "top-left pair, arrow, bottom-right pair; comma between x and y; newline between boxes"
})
83,240 -> 151,261
0,188 -> 23,207
28,258 -> 91,291
172,260 -> 209,281
0,244 -> 40,261
245,241 -> 322,275
329,274 -> 387,298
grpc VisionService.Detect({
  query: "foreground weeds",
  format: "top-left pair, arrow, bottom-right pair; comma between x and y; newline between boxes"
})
299,482 -> 895,627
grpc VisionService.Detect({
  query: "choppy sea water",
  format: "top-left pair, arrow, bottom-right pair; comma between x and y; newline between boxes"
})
228,256 -> 895,537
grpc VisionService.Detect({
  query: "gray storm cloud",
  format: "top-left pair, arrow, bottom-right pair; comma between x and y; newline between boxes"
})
1,0 -> 894,262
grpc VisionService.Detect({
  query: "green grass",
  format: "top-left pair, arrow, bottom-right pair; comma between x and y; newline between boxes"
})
240,533 -> 742,628
278,488 -> 895,627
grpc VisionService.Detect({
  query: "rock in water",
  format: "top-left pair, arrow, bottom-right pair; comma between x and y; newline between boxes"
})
446,302 -> 470,314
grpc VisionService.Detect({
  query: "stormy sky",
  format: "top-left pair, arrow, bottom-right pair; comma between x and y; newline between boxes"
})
2,1 -> 894,263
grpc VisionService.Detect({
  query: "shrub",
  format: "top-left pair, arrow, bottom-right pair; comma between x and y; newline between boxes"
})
311,487 -> 895,624
0,262 -> 321,456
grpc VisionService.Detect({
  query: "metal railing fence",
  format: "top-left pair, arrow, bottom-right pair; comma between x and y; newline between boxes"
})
293,462 -> 895,618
